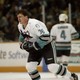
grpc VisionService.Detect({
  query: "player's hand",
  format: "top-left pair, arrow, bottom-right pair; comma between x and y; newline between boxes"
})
20,41 -> 41,52
20,41 -> 33,52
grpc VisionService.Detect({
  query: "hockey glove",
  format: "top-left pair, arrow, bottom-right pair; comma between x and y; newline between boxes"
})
20,41 -> 41,52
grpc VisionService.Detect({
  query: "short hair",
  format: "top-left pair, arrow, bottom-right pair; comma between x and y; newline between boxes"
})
16,9 -> 31,17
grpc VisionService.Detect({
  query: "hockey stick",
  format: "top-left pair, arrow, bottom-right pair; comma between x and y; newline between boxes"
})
51,40 -> 57,63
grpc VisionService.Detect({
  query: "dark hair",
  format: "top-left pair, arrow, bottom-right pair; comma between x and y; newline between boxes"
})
16,9 -> 31,17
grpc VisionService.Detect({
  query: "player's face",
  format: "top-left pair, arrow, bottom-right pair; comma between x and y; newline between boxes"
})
17,13 -> 28,25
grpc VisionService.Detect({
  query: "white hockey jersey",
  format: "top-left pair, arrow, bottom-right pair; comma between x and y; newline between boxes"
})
50,23 -> 79,50
18,18 -> 49,43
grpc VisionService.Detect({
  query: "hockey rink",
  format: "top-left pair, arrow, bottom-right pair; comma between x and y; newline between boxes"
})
0,72 -> 80,80
0,42 -> 80,80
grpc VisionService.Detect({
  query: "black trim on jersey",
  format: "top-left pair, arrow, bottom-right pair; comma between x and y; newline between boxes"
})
20,30 -> 32,38
39,34 -> 50,41
71,32 -> 78,35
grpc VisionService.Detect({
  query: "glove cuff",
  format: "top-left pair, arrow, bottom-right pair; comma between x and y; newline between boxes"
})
33,42 -> 41,50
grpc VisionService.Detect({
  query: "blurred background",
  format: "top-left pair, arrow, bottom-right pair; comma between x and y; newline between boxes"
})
0,0 -> 80,42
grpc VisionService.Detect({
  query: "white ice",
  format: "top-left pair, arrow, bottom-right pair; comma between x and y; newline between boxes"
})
0,72 -> 80,80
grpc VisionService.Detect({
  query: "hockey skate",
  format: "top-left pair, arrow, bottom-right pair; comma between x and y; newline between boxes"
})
70,73 -> 78,80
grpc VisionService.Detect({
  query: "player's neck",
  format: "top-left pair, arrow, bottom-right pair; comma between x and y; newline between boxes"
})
23,23 -> 27,28
23,18 -> 29,28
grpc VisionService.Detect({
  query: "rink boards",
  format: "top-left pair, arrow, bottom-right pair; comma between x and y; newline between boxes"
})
0,41 -> 80,72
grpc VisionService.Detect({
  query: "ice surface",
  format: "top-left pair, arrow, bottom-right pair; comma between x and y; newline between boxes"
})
0,72 -> 80,80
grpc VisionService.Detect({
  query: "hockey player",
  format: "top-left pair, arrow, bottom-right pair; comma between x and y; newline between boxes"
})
50,13 -> 79,67
50,13 -> 79,79
17,10 -> 78,80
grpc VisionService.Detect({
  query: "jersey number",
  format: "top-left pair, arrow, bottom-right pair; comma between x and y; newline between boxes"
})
60,30 -> 66,39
